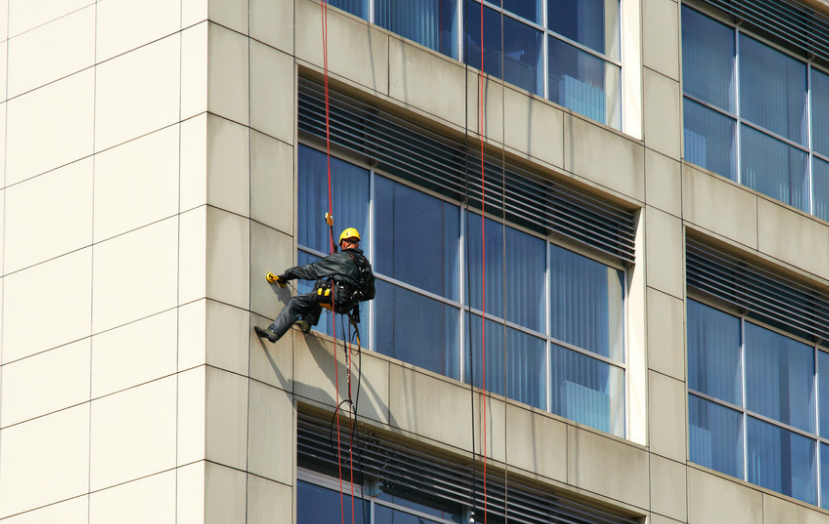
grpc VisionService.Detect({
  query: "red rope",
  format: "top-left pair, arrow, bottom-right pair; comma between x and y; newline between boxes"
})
478,1 -> 488,523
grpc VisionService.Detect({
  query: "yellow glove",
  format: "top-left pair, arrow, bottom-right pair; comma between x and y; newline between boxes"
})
266,273 -> 287,288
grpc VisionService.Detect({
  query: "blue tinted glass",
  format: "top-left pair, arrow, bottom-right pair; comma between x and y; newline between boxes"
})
813,68 -> 829,158
505,227 -> 544,332
740,35 -> 807,145
466,315 -> 546,410
683,98 -> 737,180
813,157 -> 829,222
821,351 -> 829,437
466,212 -> 504,316
376,493 -> 464,523
375,506 -> 445,524
297,481 -> 369,524
746,322 -> 815,433
747,417 -> 816,505
548,0 -> 613,56
688,395 -> 744,478
742,126 -> 809,213
374,281 -> 460,379
823,444 -> 829,509
327,0 -> 368,18
548,37 -> 619,127
376,0 -> 459,59
551,344 -> 624,436
504,0 -> 541,23
681,6 -> 735,111
549,244 -> 624,360
375,176 -> 459,300
298,145 -> 370,254
687,300 -> 742,405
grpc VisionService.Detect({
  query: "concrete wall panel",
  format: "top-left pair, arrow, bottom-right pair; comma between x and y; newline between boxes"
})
251,0 -> 293,54
248,474 -> 293,524
643,0 -> 679,80
648,371 -> 686,463
646,148 -> 681,217
8,0 -> 94,38
247,380 -> 294,484
205,366 -> 248,470
643,70 -> 681,160
688,468 -> 762,524
250,42 -> 294,144
208,23 -> 249,126
757,198 -> 829,280
96,0 -> 181,63
89,471 -> 177,524
646,287 -> 685,380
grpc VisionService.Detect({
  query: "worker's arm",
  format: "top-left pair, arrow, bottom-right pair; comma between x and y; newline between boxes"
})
281,253 -> 344,282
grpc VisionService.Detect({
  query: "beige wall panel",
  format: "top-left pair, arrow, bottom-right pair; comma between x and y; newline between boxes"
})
177,461 -> 206,524
642,0 -> 679,80
681,164 -> 758,249
205,366 -> 248,470
646,287 -> 685,380
179,206 -> 208,305
8,0 -> 94,38
645,149 -> 681,217
688,468 -> 762,524
180,113 -> 208,213
389,364 -> 472,452
90,376 -> 177,491
294,335 -> 390,425
7,5 -> 94,99
0,404 -> 90,518
505,405 -> 567,482
648,370 -> 686,463
757,198 -> 829,280
2,248 -> 92,364
207,114 -> 250,217
643,70 -> 681,160
206,300 -> 250,376
645,207 -> 683,298
89,471 -> 176,524
564,114 -> 645,202
0,104 -> 6,188
91,309 -> 178,398
0,189 -> 4,277
205,461 -> 247,524
566,426 -> 649,509
208,23 -> 249,125
177,366 -> 207,466
650,515 -> 685,524
4,158 -> 92,274
466,72 -> 504,145
249,313 -> 293,390
179,299 -> 208,371
250,223 -> 293,321
92,217 -> 179,334
251,131 -> 293,234
0,338 -> 90,428
208,0 -> 249,35
297,1 -> 388,95
248,380 -> 294,484
181,23 -> 209,121
96,0 -> 182,63
248,474 -> 293,524
250,41 -> 294,144
183,0 -> 208,28
0,496 -> 88,524
206,206 -> 251,309
6,69 -> 94,186
504,86 -> 565,169
250,0 -> 293,54
650,455 -> 687,521
0,0 -> 8,42
389,38 -> 464,128
93,125 -> 180,242
763,493 -> 829,524
475,393 -> 505,463
95,34 -> 181,152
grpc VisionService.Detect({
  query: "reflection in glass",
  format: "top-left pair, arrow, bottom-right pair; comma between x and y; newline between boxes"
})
741,127 -> 808,212
688,395 -> 744,478
747,417 -> 816,505
549,0 -> 619,59
297,481 -> 369,524
687,300 -> 742,405
376,0 -> 459,59
683,99 -> 737,181
681,6 -> 735,112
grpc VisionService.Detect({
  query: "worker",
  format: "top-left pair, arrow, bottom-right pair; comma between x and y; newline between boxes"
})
254,227 -> 376,343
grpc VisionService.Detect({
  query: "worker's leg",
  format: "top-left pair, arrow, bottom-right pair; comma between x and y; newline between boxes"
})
267,292 -> 323,340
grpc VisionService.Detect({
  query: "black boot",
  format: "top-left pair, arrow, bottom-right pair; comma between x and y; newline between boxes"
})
254,326 -> 279,343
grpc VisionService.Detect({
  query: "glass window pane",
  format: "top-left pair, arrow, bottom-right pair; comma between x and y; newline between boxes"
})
683,98 -> 737,181
327,0 -> 368,19
298,145 -> 370,254
297,481 -> 368,524
548,0 -> 619,59
503,0 -> 541,24
687,300 -> 742,405
551,344 -> 624,436
745,322 -> 815,433
375,506 -> 445,524
688,395 -> 744,478
466,1 -> 542,95
376,492 -> 464,523
549,244 -> 624,361
741,126 -> 808,212
821,351 -> 829,438
813,156 -> 829,222
813,68 -> 829,158
548,37 -> 620,128
374,281 -> 460,379
747,417 -> 816,505
681,6 -> 735,112
505,227 -> 545,332
376,0 -> 459,59
822,443 -> 829,509
375,176 -> 460,300
466,212 -> 504,316
740,34 -> 807,145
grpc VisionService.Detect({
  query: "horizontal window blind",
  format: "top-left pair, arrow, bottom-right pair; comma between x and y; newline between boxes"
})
298,77 -> 637,265
686,237 -> 829,343
297,411 -> 640,524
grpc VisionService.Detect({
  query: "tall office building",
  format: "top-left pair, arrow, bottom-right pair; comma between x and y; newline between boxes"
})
2,0 -> 829,523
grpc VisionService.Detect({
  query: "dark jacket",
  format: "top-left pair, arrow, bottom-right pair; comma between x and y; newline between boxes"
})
282,248 -> 376,301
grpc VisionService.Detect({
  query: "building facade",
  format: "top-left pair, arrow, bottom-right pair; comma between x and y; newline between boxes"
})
2,0 -> 829,523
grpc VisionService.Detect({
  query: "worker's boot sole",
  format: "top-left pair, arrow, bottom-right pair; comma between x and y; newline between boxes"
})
254,326 -> 279,343
295,320 -> 311,335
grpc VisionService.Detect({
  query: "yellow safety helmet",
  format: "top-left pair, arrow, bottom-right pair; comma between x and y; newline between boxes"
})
339,227 -> 361,245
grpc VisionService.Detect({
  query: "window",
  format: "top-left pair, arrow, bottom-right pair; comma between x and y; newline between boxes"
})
326,0 -> 621,129
681,6 -> 829,220
297,144 -> 626,436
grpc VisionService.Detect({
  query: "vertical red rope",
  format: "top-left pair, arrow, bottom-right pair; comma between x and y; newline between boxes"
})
478,1 -> 488,523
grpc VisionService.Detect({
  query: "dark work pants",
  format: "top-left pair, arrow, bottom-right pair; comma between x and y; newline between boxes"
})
268,291 -> 326,341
